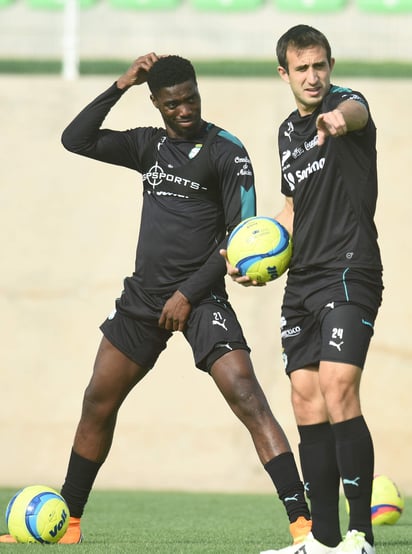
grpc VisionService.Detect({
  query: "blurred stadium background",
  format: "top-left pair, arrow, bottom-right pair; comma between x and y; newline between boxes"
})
1,0 -> 411,503
1,0 -> 412,78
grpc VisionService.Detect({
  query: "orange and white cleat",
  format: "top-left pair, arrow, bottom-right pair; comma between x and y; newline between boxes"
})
289,515 -> 312,544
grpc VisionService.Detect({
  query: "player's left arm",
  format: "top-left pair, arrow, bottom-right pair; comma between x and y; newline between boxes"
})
179,138 -> 256,299
217,141 -> 260,285
316,99 -> 369,146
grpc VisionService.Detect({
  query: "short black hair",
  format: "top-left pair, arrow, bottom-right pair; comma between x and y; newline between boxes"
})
276,24 -> 332,72
147,55 -> 197,95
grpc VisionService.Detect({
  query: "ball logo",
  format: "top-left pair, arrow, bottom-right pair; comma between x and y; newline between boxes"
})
49,509 -> 68,539
266,265 -> 280,280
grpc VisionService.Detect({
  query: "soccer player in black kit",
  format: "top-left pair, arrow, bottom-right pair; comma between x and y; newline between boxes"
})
253,25 -> 382,554
0,54 -> 312,545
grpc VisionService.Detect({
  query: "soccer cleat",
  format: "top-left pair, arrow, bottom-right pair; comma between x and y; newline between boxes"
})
0,534 -> 17,543
58,516 -> 83,544
260,532 -> 336,554
334,530 -> 375,554
290,516 -> 312,544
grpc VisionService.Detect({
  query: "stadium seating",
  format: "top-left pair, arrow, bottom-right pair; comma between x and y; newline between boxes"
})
191,0 -> 263,11
1,0 -> 411,12
109,0 -> 180,8
356,0 -> 412,11
275,0 -> 346,11
26,0 -> 96,8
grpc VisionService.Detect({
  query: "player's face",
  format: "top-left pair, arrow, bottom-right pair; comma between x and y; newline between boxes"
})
151,80 -> 202,139
278,45 -> 335,116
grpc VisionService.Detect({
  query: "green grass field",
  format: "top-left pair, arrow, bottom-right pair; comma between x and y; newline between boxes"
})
0,489 -> 410,552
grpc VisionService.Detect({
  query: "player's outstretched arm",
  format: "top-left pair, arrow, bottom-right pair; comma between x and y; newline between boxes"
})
116,53 -> 161,91
316,99 -> 368,146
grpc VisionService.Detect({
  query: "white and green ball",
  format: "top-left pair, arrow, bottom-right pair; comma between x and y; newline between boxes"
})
227,216 -> 292,284
6,485 -> 70,543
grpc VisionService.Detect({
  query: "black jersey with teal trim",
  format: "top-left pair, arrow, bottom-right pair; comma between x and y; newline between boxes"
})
278,85 -> 382,272
62,83 -> 256,304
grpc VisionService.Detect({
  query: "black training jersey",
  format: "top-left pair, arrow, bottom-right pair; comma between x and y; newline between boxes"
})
278,85 -> 382,272
62,83 -> 256,304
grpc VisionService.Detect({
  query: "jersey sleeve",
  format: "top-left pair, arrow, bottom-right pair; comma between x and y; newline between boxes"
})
179,134 -> 256,304
326,86 -> 369,112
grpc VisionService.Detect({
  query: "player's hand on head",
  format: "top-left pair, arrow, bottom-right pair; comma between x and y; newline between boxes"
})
158,290 -> 191,332
116,53 -> 160,90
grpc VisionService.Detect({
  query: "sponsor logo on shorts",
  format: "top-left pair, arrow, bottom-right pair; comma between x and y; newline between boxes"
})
329,327 -> 344,351
281,326 -> 301,339
212,311 -> 228,331
329,340 -> 344,351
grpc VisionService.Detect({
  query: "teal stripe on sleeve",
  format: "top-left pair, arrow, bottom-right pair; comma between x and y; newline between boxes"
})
241,185 -> 256,220
218,129 -> 243,148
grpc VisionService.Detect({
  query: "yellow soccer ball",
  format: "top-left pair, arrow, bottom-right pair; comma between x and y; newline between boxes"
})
227,216 -> 292,284
371,475 -> 404,525
6,485 -> 70,543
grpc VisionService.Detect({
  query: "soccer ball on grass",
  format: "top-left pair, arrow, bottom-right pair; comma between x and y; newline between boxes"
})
371,474 -> 404,525
5,484 -> 70,543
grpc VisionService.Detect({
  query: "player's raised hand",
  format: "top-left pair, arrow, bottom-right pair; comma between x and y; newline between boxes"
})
316,108 -> 347,146
116,53 -> 160,90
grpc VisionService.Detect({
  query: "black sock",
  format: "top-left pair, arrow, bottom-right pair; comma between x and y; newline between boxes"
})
333,416 -> 374,546
60,449 -> 103,518
264,451 -> 310,523
298,422 -> 341,547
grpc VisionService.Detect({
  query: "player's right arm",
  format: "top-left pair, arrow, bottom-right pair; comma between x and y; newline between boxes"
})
61,53 -> 160,168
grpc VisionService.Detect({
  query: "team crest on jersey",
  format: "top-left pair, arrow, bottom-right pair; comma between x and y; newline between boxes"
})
188,144 -> 202,159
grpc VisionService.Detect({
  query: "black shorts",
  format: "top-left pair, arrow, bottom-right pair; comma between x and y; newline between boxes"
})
100,284 -> 250,372
280,267 -> 383,374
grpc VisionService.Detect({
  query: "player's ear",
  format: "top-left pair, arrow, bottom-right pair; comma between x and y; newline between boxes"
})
330,57 -> 336,71
277,65 -> 289,83
150,94 -> 159,108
